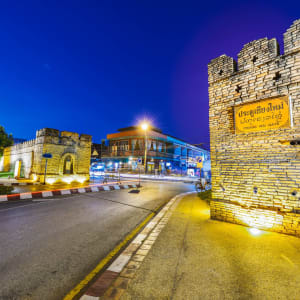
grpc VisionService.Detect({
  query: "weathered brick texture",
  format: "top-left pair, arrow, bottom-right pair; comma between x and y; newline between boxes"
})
208,20 -> 300,236
1,128 -> 92,183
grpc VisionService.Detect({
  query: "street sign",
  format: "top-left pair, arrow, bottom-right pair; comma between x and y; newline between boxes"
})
197,157 -> 203,168
138,158 -> 142,164
43,153 -> 52,159
197,162 -> 203,168
42,153 -> 52,184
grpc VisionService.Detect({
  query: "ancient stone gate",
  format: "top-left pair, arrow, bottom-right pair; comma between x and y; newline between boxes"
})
1,128 -> 92,183
208,20 -> 300,236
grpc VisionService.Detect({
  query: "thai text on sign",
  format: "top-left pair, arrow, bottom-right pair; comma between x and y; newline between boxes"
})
234,96 -> 290,133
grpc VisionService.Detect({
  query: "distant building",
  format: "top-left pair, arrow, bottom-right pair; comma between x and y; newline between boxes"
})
91,140 -> 107,162
101,126 -> 210,176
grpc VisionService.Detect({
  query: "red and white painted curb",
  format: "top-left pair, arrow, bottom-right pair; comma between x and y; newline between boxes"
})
79,191 -> 195,300
0,182 -> 140,202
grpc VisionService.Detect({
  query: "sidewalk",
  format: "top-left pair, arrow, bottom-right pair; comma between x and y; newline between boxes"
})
101,192 -> 300,300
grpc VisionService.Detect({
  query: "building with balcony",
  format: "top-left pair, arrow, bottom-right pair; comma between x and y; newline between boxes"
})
101,126 -> 210,176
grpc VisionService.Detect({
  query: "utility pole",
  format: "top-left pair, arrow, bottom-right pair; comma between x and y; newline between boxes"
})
141,122 -> 149,174
44,158 -> 48,185
42,153 -> 52,184
144,130 -> 148,174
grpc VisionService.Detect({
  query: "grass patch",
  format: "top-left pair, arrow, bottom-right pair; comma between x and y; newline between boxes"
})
0,185 -> 14,195
0,172 -> 14,178
197,190 -> 212,204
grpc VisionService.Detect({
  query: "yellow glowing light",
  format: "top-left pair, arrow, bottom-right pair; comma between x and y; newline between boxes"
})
141,122 -> 149,131
77,177 -> 86,183
249,228 -> 261,236
237,206 -> 283,230
62,177 -> 73,184
46,178 -> 56,185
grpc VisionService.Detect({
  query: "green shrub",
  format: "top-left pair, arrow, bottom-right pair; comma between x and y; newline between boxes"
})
198,190 -> 212,204
0,172 -> 14,178
0,186 -> 14,195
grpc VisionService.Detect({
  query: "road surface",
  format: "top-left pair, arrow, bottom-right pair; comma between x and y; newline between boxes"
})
0,181 -> 193,300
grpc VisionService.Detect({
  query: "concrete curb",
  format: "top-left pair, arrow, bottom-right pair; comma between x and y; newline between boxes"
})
0,183 -> 140,202
79,191 -> 195,300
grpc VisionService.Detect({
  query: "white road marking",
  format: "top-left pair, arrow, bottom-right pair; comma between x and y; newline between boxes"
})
145,221 -> 156,229
133,233 -> 147,244
32,196 -> 76,202
107,253 -> 132,273
80,294 -> 98,300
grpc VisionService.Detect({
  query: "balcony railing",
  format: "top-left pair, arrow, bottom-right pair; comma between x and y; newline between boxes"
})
101,150 -> 174,159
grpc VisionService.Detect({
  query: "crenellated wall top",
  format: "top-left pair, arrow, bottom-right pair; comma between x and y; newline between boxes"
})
208,19 -> 300,84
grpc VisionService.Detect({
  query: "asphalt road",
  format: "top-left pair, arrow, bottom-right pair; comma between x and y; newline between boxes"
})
0,181 -> 193,300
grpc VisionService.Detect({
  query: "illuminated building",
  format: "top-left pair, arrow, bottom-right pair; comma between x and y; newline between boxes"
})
101,126 -> 210,175
0,128 -> 92,184
208,19 -> 300,236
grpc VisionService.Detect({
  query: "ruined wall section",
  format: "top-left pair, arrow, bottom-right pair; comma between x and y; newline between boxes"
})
2,140 -> 36,178
208,20 -> 300,236
36,128 -> 92,182
1,128 -> 92,182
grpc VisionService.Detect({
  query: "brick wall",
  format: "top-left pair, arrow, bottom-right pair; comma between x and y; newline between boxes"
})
1,128 -> 92,183
208,19 -> 300,236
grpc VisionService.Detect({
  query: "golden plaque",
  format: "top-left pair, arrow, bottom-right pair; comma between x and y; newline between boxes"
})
234,96 -> 290,133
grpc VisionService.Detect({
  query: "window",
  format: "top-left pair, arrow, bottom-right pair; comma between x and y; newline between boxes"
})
120,140 -> 129,151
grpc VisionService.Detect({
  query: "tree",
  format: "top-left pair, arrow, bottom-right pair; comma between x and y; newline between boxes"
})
0,126 -> 13,156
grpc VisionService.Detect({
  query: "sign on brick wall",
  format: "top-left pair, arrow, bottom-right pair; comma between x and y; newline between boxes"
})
234,96 -> 290,133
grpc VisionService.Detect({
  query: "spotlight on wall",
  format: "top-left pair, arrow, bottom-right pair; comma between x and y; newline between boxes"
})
249,228 -> 261,236
46,178 -> 56,185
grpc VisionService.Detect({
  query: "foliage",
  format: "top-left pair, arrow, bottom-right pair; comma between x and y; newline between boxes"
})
197,189 -> 212,204
0,185 -> 13,195
0,125 -> 13,156
0,172 -> 14,178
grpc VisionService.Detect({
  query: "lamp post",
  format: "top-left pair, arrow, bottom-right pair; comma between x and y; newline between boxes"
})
141,122 -> 149,174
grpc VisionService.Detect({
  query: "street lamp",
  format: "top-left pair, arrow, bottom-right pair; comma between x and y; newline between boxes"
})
141,123 -> 148,131
141,122 -> 149,173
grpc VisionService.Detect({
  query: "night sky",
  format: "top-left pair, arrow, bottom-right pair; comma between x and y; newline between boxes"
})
0,0 -> 299,148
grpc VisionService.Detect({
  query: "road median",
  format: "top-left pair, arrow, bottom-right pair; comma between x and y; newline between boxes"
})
0,181 -> 140,202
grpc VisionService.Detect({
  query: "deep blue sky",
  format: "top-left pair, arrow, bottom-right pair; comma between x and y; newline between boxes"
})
0,0 -> 299,148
